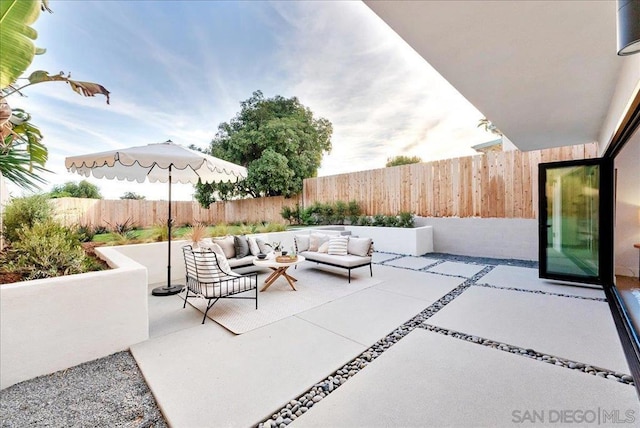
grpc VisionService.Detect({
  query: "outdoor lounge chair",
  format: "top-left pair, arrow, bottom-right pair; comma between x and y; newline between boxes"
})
182,245 -> 258,324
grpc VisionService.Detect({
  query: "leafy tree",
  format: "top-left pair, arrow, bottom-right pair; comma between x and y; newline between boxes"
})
386,155 -> 422,167
120,191 -> 145,200
50,180 -> 102,199
195,91 -> 332,206
0,0 -> 109,190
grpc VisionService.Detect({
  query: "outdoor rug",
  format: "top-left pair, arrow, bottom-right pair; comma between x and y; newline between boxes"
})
181,264 -> 382,334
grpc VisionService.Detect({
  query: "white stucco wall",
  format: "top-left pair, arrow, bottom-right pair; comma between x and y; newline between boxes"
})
343,225 -> 433,256
0,246 -> 148,390
112,239 -> 189,284
615,129 -> 640,278
414,217 -> 538,261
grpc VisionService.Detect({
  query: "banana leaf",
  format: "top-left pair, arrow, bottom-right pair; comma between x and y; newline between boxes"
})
0,0 -> 42,89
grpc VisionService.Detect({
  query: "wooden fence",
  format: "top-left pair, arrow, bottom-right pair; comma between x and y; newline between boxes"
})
51,195 -> 301,228
303,143 -> 598,219
50,143 -> 596,227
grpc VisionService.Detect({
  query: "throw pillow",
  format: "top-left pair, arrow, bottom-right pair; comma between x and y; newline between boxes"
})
295,235 -> 310,252
327,236 -> 349,255
348,237 -> 372,257
195,242 -> 231,277
318,241 -> 329,253
256,238 -> 272,254
309,233 -> 329,252
213,235 -> 236,259
207,243 -> 232,273
247,236 -> 261,256
234,235 -> 250,258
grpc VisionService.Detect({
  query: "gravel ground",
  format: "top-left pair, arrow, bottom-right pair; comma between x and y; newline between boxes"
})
0,351 -> 167,428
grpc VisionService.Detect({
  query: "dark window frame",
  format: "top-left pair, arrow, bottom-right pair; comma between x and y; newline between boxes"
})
537,157 -> 614,286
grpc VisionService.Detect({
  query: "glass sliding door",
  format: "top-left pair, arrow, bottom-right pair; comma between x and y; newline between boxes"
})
538,158 -> 613,285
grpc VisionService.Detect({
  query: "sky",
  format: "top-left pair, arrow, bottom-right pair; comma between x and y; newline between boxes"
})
7,0 -> 495,201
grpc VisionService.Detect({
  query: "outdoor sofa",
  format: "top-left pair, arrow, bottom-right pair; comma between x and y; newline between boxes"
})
199,235 -> 272,268
294,233 -> 374,283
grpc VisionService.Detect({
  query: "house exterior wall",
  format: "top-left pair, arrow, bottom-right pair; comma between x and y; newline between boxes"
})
615,129 -> 640,278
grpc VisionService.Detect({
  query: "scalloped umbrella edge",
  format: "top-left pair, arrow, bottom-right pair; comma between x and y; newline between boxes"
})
65,140 -> 248,296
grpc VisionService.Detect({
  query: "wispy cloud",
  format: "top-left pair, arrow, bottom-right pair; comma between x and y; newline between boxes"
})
5,1 -> 495,201
270,1 -> 493,174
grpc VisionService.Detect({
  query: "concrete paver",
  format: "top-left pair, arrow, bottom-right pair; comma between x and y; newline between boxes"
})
384,256 -> 439,270
428,286 -> 630,374
426,261 -> 487,277
479,265 -> 605,299
373,267 -> 464,301
371,252 -> 400,263
296,288 -> 429,347
291,329 -> 640,427
131,316 -> 365,427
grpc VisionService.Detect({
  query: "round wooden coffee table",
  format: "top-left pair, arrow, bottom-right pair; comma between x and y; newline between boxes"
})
253,255 -> 306,291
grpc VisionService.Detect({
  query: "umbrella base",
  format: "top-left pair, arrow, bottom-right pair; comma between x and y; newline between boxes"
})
151,284 -> 184,296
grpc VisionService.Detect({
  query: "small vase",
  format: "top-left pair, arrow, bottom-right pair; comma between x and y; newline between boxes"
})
274,251 -> 282,257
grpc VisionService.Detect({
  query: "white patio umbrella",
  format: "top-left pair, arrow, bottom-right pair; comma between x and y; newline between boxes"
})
65,140 -> 247,296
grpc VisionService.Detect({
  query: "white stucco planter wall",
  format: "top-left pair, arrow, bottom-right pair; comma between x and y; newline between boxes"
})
113,239 -> 190,284
0,246 -> 148,390
343,225 -> 434,256
415,217 -> 538,261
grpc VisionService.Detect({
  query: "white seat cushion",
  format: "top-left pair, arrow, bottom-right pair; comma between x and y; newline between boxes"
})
300,251 -> 371,268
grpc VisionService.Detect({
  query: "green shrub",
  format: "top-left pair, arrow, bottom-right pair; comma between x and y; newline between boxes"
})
2,194 -> 52,243
318,203 -> 334,225
75,224 -> 96,242
372,214 -> 386,227
151,222 -> 174,241
236,223 -> 254,235
3,221 -> 91,280
106,218 -> 135,234
281,206 -> 293,223
334,201 -> 348,225
398,212 -> 415,228
210,223 -> 229,237
358,215 -> 372,226
384,215 -> 399,227
347,200 -> 361,217
299,208 -> 316,226
256,222 -> 286,233
280,205 -> 301,225
93,225 -> 109,235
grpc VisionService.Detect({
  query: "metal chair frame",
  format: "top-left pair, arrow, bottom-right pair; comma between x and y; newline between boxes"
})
182,245 -> 258,324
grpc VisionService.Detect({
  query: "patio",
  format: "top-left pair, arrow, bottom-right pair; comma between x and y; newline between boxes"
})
134,252 -> 638,427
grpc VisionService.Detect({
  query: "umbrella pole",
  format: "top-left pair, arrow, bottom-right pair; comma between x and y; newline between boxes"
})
152,164 -> 184,296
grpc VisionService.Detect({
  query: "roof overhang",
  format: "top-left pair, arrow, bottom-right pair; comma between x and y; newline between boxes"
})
365,1 -> 624,152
